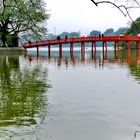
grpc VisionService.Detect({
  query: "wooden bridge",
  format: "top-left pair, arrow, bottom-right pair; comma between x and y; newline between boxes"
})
23,36 -> 140,57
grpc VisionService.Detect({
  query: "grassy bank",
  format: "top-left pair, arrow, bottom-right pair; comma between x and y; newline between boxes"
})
0,47 -> 27,54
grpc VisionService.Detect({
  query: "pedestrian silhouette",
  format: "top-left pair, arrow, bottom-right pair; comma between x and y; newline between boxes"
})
65,35 -> 68,40
57,36 -> 61,40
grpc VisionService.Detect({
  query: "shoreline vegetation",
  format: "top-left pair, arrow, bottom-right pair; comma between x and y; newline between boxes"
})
0,47 -> 27,53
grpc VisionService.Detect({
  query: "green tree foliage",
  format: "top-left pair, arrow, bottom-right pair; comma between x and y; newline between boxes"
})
70,32 -> 80,37
59,32 -> 70,38
0,0 -> 49,47
127,17 -> 140,35
58,31 -> 80,38
114,27 -> 128,35
103,28 -> 114,36
90,30 -> 101,36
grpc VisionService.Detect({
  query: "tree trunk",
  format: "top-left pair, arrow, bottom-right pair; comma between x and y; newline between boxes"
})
1,21 -> 9,47
13,34 -> 19,47
11,33 -> 19,47
1,33 -> 7,47
6,33 -> 19,47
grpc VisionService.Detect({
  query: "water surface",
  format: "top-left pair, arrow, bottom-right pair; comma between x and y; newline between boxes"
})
0,49 -> 140,140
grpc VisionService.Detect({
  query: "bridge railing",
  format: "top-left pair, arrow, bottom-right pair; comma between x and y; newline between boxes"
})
23,36 -> 140,48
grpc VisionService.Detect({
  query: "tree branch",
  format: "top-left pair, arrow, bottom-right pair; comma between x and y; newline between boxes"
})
90,0 -> 140,23
90,0 -> 140,17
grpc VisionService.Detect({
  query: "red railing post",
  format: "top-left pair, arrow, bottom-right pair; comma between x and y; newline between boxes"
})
37,46 -> 39,57
91,42 -> 96,59
59,43 -> 62,58
114,41 -> 117,59
128,41 -> 131,58
81,42 -> 85,54
48,44 -> 51,58
70,42 -> 74,57
105,41 -> 107,53
94,41 -> 96,52
102,42 -> 105,59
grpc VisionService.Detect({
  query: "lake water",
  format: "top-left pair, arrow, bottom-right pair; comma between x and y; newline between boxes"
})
0,48 -> 140,140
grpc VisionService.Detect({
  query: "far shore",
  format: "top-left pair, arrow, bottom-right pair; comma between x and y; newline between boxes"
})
0,47 -> 27,53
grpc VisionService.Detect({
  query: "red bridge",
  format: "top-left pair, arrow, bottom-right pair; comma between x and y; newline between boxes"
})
23,36 -> 140,57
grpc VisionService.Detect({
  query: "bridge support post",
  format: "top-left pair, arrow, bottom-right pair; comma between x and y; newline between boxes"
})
102,41 -> 107,60
48,45 -> 51,58
104,41 -> 107,53
117,42 -> 120,58
134,42 -> 138,56
59,43 -> 62,58
136,42 -> 139,50
102,42 -> 105,59
137,42 -> 140,57
81,42 -> 85,62
128,41 -> 131,58
91,42 -> 93,52
81,42 -> 85,53
92,42 -> 96,59
94,42 -> 96,59
70,43 -> 74,57
37,47 -> 39,57
114,41 -> 120,59
124,41 -> 127,50
123,42 -> 127,58
114,42 -> 117,59
105,41 -> 107,59
138,42 -> 140,58
81,42 -> 85,54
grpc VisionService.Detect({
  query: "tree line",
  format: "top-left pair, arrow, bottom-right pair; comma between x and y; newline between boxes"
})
47,27 -> 128,39
0,0 -> 140,47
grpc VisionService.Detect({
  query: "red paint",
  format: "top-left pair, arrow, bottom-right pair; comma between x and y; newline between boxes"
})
23,36 -> 140,49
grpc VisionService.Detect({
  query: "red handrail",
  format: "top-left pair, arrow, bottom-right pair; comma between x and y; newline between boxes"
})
23,36 -> 140,48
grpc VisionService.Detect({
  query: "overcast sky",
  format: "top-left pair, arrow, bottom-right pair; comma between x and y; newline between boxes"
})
46,0 -> 140,35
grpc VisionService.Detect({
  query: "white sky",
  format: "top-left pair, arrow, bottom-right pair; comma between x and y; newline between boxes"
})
45,0 -> 140,35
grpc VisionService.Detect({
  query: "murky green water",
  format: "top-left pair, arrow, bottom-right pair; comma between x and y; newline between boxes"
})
1,49 -> 140,140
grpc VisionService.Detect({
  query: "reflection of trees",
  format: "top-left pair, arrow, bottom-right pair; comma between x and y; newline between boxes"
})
129,63 -> 140,80
127,52 -> 140,81
0,55 -> 48,127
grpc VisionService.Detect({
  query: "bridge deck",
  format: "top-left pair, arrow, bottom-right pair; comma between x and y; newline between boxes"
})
23,36 -> 140,48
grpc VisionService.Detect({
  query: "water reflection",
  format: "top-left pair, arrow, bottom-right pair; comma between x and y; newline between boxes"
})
15,48 -> 140,140
0,54 -> 48,139
26,48 -> 140,72
25,48 -> 140,87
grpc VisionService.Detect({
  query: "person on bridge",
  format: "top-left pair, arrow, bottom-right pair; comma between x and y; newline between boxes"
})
99,34 -> 101,39
28,40 -> 31,45
65,35 -> 68,40
57,36 -> 61,40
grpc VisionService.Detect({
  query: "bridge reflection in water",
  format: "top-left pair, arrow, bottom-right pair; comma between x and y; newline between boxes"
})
24,45 -> 140,140
25,45 -> 140,68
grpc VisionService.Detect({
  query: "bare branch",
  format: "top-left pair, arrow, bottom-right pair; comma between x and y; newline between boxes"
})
90,0 -> 140,24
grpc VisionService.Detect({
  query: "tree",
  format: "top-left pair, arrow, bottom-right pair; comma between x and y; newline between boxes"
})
127,17 -> 140,35
0,0 -> 49,47
59,32 -> 70,38
103,28 -> 114,36
114,27 -> 128,35
90,30 -> 101,36
70,32 -> 80,37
